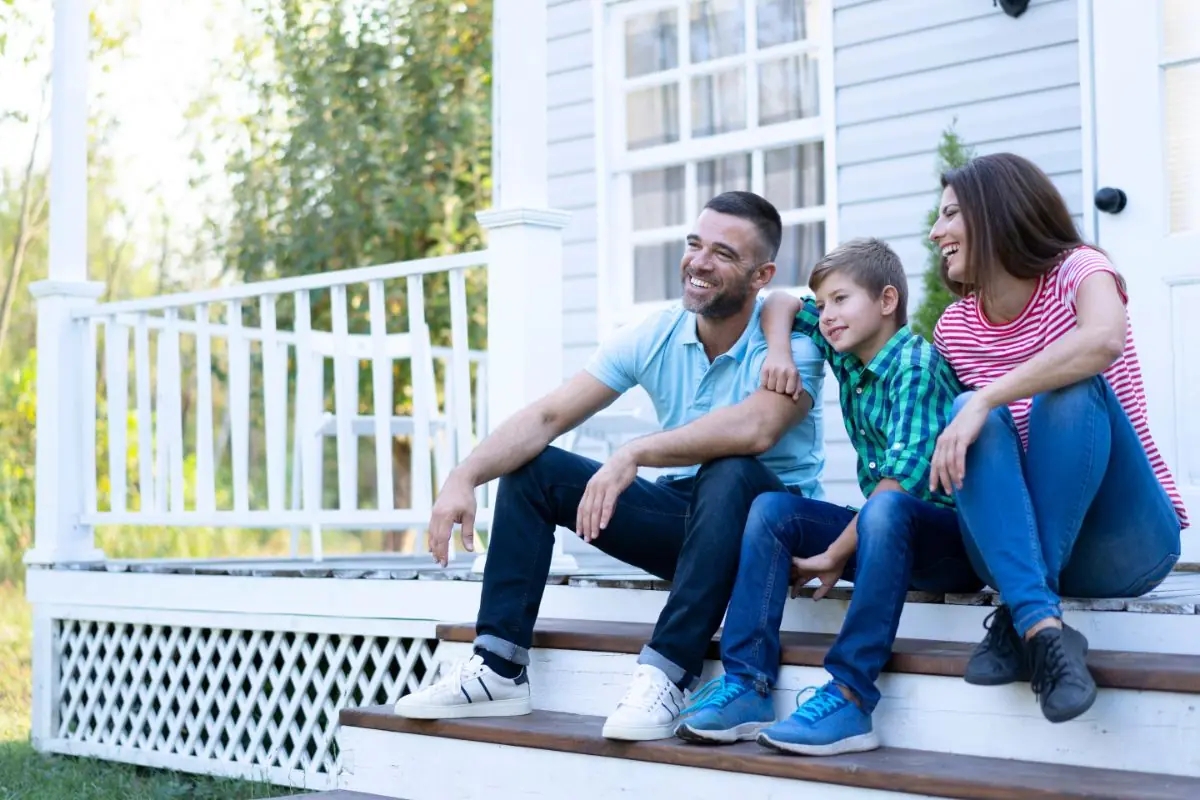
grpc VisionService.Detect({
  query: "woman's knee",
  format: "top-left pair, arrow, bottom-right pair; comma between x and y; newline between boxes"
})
1029,376 -> 1106,423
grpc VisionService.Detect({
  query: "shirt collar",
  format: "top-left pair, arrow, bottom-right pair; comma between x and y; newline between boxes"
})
679,298 -> 762,364
861,325 -> 913,378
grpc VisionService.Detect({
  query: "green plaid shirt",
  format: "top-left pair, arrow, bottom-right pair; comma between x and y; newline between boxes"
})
794,300 -> 960,507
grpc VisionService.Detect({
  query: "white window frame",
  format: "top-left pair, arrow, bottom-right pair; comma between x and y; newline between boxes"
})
595,0 -> 837,332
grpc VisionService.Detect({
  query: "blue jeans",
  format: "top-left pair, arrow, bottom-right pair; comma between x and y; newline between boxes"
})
475,447 -> 801,688
952,376 -> 1182,637
720,491 -> 982,713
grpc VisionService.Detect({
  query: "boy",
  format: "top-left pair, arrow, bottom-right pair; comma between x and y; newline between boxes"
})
674,237 -> 982,755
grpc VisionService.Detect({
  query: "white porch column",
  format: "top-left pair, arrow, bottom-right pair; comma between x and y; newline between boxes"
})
472,0 -> 574,573
25,0 -> 106,569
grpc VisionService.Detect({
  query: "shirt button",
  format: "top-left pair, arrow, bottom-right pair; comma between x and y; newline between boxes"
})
856,388 -> 863,395
868,461 -> 877,469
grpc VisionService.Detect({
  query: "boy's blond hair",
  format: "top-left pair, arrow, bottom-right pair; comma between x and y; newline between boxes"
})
809,237 -> 909,326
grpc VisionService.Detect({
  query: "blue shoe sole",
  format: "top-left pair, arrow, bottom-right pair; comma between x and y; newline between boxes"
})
756,729 -> 881,756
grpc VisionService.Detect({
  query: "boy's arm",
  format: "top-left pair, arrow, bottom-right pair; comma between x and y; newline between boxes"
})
762,290 -> 807,351
882,363 -> 956,496
761,292 -> 829,398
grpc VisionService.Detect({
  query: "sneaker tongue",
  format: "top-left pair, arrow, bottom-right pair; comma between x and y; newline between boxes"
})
625,666 -> 670,709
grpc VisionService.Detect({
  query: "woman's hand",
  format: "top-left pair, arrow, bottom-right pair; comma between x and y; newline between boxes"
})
760,350 -> 803,401
930,394 -> 991,495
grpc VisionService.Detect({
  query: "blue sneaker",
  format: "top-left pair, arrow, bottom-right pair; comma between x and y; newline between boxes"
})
674,675 -> 775,744
756,683 -> 880,756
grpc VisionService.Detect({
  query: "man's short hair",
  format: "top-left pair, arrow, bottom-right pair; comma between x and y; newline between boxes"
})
703,191 -> 783,263
809,237 -> 909,326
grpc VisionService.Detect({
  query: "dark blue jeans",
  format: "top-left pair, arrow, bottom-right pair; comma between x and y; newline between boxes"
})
474,446 -> 799,687
721,491 -> 982,713
952,377 -> 1182,637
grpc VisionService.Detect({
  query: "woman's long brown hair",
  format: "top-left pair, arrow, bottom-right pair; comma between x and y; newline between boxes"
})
939,153 -> 1095,308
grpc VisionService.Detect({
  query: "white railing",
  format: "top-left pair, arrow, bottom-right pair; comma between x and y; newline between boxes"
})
71,251 -> 490,560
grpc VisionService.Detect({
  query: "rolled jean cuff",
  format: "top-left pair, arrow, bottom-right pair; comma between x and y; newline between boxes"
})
474,634 -> 531,667
638,645 -> 694,689
1013,606 -> 1062,639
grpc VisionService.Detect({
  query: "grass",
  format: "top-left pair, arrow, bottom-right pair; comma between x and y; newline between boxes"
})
0,582 -> 293,800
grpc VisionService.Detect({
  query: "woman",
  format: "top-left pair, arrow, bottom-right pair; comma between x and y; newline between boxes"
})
927,152 -> 1188,725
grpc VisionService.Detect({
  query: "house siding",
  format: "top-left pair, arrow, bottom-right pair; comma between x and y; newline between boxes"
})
543,0 -> 1085,507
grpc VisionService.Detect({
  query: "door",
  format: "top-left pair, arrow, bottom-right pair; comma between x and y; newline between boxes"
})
1092,0 -> 1199,553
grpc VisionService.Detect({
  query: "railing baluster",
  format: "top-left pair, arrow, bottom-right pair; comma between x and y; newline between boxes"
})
82,318 -> 98,515
294,290 -> 321,557
227,300 -> 250,514
261,294 -> 286,513
368,280 -> 394,511
448,269 -> 474,469
153,320 -> 169,513
105,317 -> 129,513
134,315 -> 154,510
163,308 -> 185,513
331,285 -> 358,512
195,303 -> 216,513
406,275 -> 433,521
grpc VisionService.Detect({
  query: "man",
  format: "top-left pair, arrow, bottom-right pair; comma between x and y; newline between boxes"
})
393,191 -> 826,741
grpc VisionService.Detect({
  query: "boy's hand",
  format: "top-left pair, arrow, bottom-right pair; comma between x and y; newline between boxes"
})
760,350 -> 803,401
790,548 -> 851,600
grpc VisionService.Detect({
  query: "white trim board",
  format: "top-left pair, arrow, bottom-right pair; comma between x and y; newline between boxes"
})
336,725 -> 939,800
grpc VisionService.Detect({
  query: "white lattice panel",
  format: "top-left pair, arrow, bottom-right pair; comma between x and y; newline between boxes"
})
51,619 -> 440,784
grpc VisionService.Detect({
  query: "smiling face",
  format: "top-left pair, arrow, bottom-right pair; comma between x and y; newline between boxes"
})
813,270 -> 896,361
929,185 -> 968,283
680,209 -> 774,319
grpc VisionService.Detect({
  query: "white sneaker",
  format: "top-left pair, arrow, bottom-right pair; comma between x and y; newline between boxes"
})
393,654 -> 532,719
601,664 -> 685,741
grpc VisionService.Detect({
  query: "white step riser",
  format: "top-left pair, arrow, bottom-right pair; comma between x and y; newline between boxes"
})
336,725 -> 941,800
532,584 -> 1200,656
436,642 -> 1200,779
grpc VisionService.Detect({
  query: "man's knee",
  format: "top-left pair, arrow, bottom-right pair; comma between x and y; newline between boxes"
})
497,445 -> 582,495
694,455 -> 774,493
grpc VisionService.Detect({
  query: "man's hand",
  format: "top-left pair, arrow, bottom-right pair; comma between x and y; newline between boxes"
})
760,349 -> 803,401
427,473 -> 478,567
575,448 -> 639,543
790,547 -> 852,600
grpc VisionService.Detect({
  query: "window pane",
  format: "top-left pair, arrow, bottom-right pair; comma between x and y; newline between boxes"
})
757,0 -> 817,48
776,222 -> 825,287
690,0 -> 745,63
626,10 -> 679,77
634,242 -> 685,302
759,55 -> 820,125
632,167 -> 686,231
764,142 -> 824,210
1165,62 -> 1200,233
627,84 -> 681,150
692,68 -> 746,137
1164,0 -> 1200,62
697,154 -> 751,209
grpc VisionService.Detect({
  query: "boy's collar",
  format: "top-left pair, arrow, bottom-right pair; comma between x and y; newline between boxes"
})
860,324 -> 913,377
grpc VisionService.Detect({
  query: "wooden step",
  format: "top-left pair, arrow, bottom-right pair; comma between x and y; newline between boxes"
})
437,618 -> 1200,694
338,706 -> 1200,800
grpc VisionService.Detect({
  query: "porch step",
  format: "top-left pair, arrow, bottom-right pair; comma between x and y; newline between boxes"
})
437,619 -> 1200,693
431,619 -> 1200,778
276,793 -> 394,799
336,707 -> 1200,800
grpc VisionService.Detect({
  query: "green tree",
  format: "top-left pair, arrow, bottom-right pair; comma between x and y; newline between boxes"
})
912,124 -> 975,341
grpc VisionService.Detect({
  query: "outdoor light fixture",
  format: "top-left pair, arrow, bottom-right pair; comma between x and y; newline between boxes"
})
995,0 -> 1029,17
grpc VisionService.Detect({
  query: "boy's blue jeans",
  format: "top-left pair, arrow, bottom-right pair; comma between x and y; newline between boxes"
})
952,377 -> 1182,637
720,490 -> 982,713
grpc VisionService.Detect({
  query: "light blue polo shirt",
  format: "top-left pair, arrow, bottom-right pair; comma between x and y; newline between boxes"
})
585,297 -> 826,498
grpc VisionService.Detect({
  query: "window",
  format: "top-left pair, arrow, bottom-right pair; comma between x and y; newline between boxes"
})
604,0 -> 833,319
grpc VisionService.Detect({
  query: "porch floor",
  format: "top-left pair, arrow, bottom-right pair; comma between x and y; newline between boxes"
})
32,554 -> 1200,615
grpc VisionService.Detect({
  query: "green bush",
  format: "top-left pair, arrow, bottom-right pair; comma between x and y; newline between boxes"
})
911,123 -> 975,341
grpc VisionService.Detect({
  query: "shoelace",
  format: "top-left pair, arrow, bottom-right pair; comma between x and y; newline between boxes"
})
1030,635 -> 1070,698
793,685 -> 846,723
981,608 -> 1018,655
681,676 -> 745,715
433,655 -> 485,694
620,667 -> 672,711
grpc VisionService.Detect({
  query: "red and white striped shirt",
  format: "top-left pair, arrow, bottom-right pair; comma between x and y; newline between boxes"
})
934,246 -> 1189,528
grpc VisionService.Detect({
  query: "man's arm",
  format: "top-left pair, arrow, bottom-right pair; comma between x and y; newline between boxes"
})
625,387 -> 812,468
451,371 -> 621,487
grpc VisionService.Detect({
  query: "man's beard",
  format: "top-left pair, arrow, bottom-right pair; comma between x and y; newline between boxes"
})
682,273 -> 755,320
